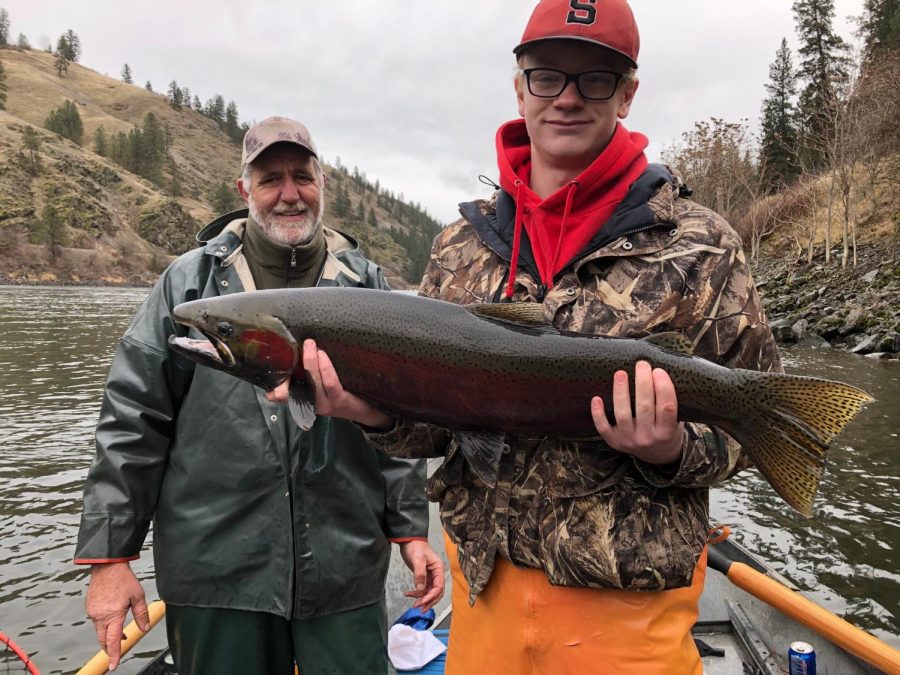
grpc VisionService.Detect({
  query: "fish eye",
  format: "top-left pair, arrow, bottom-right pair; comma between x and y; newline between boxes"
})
216,321 -> 234,336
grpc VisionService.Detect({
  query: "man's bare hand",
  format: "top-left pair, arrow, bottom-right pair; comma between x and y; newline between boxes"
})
85,562 -> 150,671
398,540 -> 445,611
265,339 -> 394,430
590,360 -> 685,466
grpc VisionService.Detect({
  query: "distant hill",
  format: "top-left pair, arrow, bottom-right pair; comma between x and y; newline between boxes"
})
0,47 -> 443,288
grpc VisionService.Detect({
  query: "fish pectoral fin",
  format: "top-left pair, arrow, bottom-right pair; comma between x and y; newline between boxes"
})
465,302 -> 551,327
288,378 -> 317,431
641,332 -> 695,355
454,431 -> 506,488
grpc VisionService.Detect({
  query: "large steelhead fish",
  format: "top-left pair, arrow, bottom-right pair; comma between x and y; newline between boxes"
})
168,287 -> 873,517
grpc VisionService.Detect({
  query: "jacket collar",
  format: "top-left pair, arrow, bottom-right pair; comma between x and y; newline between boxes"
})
196,208 -> 365,286
462,163 -> 676,271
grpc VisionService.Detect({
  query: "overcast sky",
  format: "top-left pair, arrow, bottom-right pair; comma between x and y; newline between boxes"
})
4,1 -> 863,224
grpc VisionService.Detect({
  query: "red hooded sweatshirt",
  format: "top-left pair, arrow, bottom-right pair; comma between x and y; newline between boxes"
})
496,119 -> 649,298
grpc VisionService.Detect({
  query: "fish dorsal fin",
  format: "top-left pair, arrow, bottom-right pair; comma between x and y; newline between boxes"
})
642,332 -> 695,355
465,302 -> 550,327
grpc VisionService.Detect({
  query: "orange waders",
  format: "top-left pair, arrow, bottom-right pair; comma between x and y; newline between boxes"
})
444,533 -> 705,675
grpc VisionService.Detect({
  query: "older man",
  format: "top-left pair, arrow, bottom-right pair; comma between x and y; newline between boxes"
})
75,116 -> 443,675
281,1 -> 782,673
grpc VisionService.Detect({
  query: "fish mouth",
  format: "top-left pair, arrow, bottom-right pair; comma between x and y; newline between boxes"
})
168,332 -> 236,369
168,307 -> 237,369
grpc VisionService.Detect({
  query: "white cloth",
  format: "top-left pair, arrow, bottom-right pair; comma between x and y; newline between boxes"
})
387,624 -> 447,671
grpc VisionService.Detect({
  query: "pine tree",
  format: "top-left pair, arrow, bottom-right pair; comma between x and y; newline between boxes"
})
54,35 -> 70,76
367,207 -> 378,228
17,33 -> 29,49
225,101 -> 240,141
141,112 -> 166,185
169,159 -> 183,197
110,131 -> 128,166
127,127 -> 144,175
792,0 -> 850,165
181,86 -> 191,109
0,9 -> 9,46
192,94 -> 201,110
0,58 -> 6,111
205,95 -> 226,128
210,181 -> 237,214
333,182 -> 351,218
93,126 -> 108,156
760,38 -> 800,190
145,81 -> 153,92
62,29 -> 81,62
42,204 -> 69,254
861,0 -> 900,54
121,63 -> 133,84
21,126 -> 42,175
44,100 -> 83,144
168,80 -> 183,110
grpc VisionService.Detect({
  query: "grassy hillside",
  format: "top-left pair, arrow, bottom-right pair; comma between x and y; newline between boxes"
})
0,47 -> 441,287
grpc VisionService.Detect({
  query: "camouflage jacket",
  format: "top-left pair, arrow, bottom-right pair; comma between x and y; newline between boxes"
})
367,165 -> 781,603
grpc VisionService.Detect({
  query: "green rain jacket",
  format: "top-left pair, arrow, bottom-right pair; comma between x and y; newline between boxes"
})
75,210 -> 428,619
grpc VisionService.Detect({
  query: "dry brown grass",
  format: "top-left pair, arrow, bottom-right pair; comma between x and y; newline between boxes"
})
757,161 -> 899,259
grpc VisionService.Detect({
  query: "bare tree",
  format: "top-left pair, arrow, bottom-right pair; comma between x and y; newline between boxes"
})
662,118 -> 758,226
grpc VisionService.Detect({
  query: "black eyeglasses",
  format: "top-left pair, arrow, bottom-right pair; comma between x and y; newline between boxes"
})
522,68 -> 624,101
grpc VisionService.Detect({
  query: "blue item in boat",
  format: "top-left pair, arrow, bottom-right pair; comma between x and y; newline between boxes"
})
393,607 -> 436,631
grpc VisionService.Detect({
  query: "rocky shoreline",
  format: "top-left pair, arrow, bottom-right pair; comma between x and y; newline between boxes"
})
752,244 -> 900,360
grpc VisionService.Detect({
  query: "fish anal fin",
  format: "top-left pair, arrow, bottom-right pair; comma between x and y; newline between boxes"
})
465,302 -> 549,327
642,332 -> 695,355
288,377 -> 317,430
454,431 -> 505,487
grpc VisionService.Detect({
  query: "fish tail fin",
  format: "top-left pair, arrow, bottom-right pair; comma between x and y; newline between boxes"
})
737,373 -> 874,518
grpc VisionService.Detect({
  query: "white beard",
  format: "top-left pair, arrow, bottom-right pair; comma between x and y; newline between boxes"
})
248,196 -> 324,247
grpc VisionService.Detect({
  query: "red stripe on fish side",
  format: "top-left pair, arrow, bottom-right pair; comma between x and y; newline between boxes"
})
326,342 -> 603,437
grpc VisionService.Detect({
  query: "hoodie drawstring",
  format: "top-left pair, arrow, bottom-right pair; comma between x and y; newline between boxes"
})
505,179 -> 525,299
549,180 -> 579,283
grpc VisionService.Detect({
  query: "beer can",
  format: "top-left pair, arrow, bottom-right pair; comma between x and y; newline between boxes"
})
788,641 -> 816,675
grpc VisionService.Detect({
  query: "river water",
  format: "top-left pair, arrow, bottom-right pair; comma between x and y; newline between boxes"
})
0,285 -> 897,674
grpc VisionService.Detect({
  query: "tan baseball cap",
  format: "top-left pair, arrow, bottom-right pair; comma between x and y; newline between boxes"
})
241,116 -> 319,168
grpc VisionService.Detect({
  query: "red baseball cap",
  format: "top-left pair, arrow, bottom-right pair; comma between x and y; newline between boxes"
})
514,0 -> 640,68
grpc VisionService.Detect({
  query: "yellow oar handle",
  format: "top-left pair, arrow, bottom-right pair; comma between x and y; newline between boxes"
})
76,601 -> 167,675
726,562 -> 900,674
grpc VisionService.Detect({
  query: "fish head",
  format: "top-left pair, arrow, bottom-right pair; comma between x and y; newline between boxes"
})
168,295 -> 298,390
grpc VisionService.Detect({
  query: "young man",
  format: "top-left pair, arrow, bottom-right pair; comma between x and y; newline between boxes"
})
282,1 -> 781,672
75,117 -> 443,675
